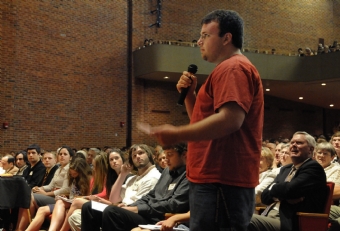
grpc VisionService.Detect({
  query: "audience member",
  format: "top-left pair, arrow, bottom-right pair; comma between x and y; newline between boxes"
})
15,146 -> 73,231
279,143 -> 292,167
317,142 -> 340,231
248,131 -> 327,231
15,151 -> 29,175
331,131 -> 340,164
317,43 -> 324,54
157,151 -> 168,171
38,152 -> 59,186
26,157 -> 92,231
255,147 -> 277,206
65,148 -> 126,231
298,48 -> 304,56
272,143 -> 283,169
314,142 -> 340,188
81,143 -> 189,231
1,155 -> 19,175
305,47 -> 314,56
23,144 -> 46,188
87,148 -> 100,168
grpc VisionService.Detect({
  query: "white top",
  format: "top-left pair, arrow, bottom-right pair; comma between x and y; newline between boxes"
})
42,163 -> 70,195
121,165 -> 161,205
255,169 -> 277,205
324,163 -> 340,185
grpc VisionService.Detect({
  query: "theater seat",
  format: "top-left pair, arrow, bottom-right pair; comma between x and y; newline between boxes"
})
297,182 -> 334,231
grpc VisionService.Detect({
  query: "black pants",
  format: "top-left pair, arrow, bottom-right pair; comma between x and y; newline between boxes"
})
0,208 -> 18,230
81,201 -> 150,231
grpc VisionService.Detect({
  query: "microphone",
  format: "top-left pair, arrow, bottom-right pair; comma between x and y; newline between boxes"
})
177,64 -> 198,106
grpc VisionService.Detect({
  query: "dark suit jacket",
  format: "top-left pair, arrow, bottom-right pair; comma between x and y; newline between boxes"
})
23,160 -> 46,189
261,159 -> 327,231
38,164 -> 59,186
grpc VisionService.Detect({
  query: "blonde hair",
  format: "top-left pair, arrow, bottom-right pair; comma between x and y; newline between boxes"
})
261,147 -> 274,169
92,152 -> 108,194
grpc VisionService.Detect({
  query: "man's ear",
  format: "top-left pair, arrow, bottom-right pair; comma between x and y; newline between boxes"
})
223,32 -> 232,45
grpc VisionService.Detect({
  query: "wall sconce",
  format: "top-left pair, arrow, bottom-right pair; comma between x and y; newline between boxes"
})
3,122 -> 9,129
120,122 -> 125,128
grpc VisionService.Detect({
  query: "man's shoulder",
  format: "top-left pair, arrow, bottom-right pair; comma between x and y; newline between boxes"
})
49,165 -> 59,174
301,159 -> 323,169
145,166 -> 161,179
34,160 -> 46,170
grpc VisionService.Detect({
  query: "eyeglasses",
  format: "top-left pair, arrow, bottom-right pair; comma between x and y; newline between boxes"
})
316,152 -> 331,156
199,33 -> 210,41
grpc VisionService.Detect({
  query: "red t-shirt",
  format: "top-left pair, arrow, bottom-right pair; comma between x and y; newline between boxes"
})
187,54 -> 264,188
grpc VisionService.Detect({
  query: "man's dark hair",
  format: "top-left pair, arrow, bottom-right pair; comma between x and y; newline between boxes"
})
59,145 -> 75,160
27,144 -> 41,154
201,9 -> 244,49
162,143 -> 187,156
15,151 -> 28,163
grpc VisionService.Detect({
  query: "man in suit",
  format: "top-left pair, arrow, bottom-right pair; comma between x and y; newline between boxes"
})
248,131 -> 328,231
38,152 -> 58,186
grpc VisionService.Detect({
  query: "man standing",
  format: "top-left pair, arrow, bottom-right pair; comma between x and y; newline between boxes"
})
81,143 -> 189,231
248,131 -> 327,231
23,144 -> 46,188
150,10 -> 263,231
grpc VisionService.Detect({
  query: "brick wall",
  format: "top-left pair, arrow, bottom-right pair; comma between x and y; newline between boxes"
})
0,1 -> 128,152
0,0 -> 339,153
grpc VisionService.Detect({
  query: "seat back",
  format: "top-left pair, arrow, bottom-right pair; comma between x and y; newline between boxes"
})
297,182 -> 335,231
324,182 -> 335,214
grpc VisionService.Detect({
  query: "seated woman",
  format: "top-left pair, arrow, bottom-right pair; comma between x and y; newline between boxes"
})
15,146 -> 73,231
59,149 -> 125,231
315,142 -> 340,185
273,143 -> 292,175
255,147 -> 277,206
25,157 -> 92,231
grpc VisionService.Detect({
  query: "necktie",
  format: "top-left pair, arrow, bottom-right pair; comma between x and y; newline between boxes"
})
41,170 -> 49,186
285,167 -> 297,182
261,166 -> 297,216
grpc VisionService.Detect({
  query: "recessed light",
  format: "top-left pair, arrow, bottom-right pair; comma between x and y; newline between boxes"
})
299,97 -> 303,100
321,83 -> 326,86
164,76 -> 169,79
265,89 -> 270,92
330,104 -> 334,107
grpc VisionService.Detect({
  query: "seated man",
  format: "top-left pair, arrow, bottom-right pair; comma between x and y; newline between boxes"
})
23,144 -> 46,188
15,151 -> 29,175
1,155 -> 19,175
37,152 -> 59,186
81,143 -> 189,231
248,131 -> 328,231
